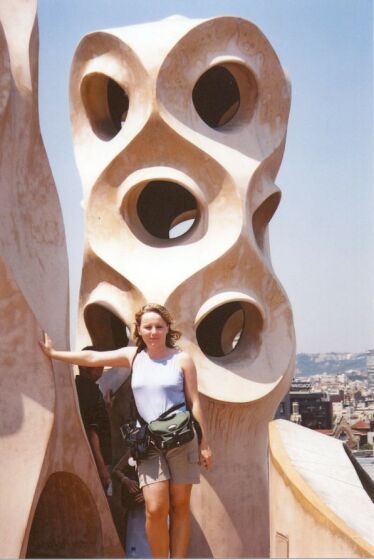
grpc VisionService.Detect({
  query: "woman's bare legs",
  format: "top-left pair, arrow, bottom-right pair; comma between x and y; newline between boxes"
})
142,480 -> 170,558
169,483 -> 193,558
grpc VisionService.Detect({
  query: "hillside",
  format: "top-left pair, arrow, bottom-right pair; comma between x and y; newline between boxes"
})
296,353 -> 367,377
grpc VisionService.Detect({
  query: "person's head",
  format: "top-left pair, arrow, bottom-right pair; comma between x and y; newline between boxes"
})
78,345 -> 104,381
134,303 -> 181,351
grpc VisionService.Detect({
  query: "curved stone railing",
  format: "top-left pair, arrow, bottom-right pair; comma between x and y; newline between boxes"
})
269,419 -> 374,558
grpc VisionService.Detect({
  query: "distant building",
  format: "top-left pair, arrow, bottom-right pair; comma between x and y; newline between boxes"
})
274,393 -> 290,421
367,349 -> 374,388
332,401 -> 344,419
290,402 -> 302,424
350,420 -> 371,445
291,381 -> 312,392
328,390 -> 344,403
290,392 -> 332,430
275,382 -> 332,429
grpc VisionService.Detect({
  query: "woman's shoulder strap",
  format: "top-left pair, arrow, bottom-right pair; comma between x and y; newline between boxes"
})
130,347 -> 142,372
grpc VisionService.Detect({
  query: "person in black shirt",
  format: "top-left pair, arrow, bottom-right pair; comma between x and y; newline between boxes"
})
75,346 -> 112,491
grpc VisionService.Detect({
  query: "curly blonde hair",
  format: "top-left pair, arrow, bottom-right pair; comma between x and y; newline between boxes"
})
134,303 -> 181,351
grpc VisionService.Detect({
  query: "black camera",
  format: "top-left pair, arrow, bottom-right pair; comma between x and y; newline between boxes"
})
120,422 -> 150,460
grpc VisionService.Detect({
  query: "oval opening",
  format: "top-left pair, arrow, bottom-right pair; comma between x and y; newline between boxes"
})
196,302 -> 244,358
196,300 -> 263,358
81,73 -> 129,140
193,66 -> 240,128
192,63 -> 258,129
137,180 -> 198,240
84,304 -> 130,350
26,472 -> 102,558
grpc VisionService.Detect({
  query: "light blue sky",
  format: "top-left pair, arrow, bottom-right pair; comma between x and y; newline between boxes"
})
38,0 -> 373,354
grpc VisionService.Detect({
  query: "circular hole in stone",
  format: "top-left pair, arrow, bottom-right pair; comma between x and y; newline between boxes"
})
137,180 -> 198,239
193,66 -> 239,128
81,73 -> 129,140
84,304 -> 130,350
196,300 -> 263,358
196,302 -> 244,358
192,63 -> 257,129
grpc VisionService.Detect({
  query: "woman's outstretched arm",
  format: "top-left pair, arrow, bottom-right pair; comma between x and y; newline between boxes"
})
39,332 -> 136,369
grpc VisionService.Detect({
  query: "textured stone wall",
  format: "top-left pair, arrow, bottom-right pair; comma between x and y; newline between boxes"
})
0,3 -> 122,557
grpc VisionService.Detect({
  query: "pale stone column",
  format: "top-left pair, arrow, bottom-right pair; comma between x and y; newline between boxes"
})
70,15 -> 295,557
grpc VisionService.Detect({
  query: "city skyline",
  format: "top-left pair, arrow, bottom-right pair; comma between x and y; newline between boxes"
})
38,0 -> 373,353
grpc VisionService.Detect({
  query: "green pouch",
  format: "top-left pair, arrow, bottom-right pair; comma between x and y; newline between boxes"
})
148,403 -> 194,451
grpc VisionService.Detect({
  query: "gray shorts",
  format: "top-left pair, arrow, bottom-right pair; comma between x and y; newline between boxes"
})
136,434 -> 200,488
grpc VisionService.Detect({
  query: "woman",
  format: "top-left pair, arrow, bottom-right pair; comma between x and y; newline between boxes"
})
40,303 -> 212,558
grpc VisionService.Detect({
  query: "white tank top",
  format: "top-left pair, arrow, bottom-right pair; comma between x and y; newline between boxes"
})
131,350 -> 186,423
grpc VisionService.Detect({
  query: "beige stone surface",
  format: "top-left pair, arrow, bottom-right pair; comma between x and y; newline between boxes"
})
70,15 -> 295,557
269,420 -> 374,558
0,4 -> 122,557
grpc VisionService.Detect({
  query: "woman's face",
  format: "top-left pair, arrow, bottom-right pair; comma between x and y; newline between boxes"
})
139,311 -> 169,349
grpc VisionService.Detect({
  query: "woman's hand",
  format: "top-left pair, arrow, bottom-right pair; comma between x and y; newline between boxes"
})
199,442 -> 213,470
38,334 -> 134,369
39,332 -> 54,358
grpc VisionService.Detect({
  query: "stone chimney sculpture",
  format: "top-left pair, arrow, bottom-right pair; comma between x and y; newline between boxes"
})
70,15 -> 295,557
